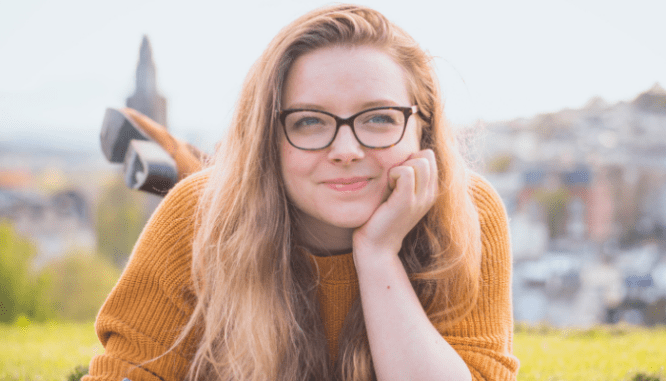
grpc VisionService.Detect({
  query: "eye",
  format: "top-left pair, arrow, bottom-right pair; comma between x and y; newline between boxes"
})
362,112 -> 399,125
293,116 -> 325,129
369,114 -> 395,124
300,117 -> 323,125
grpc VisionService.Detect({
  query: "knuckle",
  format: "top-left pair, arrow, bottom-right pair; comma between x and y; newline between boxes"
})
410,158 -> 428,172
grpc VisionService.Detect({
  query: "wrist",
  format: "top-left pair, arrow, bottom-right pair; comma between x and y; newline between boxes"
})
352,244 -> 402,275
352,232 -> 401,256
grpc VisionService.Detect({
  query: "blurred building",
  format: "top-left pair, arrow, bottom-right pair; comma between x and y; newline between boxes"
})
126,35 -> 168,128
0,185 -> 95,269
482,83 -> 666,327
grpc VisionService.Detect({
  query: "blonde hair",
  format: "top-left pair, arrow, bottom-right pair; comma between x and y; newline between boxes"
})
171,4 -> 482,380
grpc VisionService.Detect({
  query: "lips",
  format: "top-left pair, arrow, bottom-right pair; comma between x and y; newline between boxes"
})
322,177 -> 371,192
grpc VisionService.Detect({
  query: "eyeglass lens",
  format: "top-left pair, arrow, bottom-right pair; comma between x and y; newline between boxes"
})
283,108 -> 406,149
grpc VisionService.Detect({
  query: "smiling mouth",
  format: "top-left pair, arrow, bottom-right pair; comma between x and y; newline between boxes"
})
324,178 -> 370,192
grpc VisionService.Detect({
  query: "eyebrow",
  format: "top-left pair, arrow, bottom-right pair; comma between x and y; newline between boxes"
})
284,99 -> 402,111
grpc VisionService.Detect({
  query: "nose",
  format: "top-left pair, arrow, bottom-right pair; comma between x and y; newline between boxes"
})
327,125 -> 365,164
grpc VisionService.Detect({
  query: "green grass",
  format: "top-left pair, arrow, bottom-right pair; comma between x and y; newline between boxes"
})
513,323 -> 666,380
0,321 -> 102,381
0,321 -> 664,380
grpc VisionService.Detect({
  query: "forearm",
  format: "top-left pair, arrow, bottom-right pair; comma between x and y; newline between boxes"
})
354,251 -> 472,381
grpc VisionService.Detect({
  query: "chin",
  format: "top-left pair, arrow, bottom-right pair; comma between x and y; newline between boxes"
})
325,210 -> 374,229
331,219 -> 367,229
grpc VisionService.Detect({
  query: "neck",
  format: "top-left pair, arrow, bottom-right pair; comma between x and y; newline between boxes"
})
293,212 -> 354,257
308,246 -> 354,257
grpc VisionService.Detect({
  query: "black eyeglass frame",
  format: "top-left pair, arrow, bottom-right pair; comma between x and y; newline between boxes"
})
278,105 -> 419,151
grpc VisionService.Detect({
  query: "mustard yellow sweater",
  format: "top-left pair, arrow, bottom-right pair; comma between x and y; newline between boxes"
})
84,170 -> 519,380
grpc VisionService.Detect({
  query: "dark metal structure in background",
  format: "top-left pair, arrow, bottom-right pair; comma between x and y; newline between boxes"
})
100,108 -> 178,196
100,36 -> 205,196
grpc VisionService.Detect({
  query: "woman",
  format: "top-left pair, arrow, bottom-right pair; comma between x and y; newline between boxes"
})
84,4 -> 519,381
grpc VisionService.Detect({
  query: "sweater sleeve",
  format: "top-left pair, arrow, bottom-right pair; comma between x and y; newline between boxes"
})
83,170 -> 209,381
437,174 -> 520,380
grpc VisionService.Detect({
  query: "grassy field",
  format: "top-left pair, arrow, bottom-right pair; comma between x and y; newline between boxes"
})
1,321 -> 664,381
513,323 -> 665,380
0,321 -> 102,381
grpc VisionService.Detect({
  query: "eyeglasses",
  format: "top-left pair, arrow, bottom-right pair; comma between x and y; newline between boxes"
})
278,105 -> 418,150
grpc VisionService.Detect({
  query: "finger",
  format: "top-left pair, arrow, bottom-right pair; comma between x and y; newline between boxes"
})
424,149 -> 438,197
404,157 -> 429,196
388,170 -> 397,190
388,165 -> 416,199
409,149 -> 437,196
424,149 -> 437,188
387,155 -> 412,190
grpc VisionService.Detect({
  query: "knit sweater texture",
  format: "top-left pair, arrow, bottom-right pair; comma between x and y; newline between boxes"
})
84,169 -> 519,380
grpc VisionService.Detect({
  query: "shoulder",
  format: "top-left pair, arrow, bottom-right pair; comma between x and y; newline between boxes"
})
160,167 -> 212,214
468,172 -> 512,266
144,168 -> 212,232
440,173 -> 520,378
88,172 -> 213,379
124,168 -> 213,305
468,172 -> 509,228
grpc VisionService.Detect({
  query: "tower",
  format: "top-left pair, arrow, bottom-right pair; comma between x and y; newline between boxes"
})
126,36 -> 168,128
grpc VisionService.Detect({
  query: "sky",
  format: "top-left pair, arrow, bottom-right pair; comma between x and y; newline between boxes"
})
1,0 -> 665,152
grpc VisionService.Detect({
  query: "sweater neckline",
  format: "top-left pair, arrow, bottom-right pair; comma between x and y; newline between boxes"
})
306,250 -> 357,283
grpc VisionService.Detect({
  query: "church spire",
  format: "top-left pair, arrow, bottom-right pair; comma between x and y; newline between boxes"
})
136,36 -> 156,93
126,35 -> 167,127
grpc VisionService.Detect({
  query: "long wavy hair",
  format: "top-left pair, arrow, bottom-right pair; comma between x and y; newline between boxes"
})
171,4 -> 482,380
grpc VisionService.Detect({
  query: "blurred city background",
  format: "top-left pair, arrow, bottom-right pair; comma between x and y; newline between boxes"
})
2,0 -> 666,328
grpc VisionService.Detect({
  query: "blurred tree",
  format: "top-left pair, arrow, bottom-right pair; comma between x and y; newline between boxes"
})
95,175 -> 151,268
534,188 -> 571,240
0,221 -> 43,323
38,251 -> 121,321
486,153 -> 514,173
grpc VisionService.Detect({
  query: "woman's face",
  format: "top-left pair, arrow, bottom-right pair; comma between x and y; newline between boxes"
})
280,45 -> 422,251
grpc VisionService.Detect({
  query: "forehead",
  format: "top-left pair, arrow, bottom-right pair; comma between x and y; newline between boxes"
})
282,45 -> 411,112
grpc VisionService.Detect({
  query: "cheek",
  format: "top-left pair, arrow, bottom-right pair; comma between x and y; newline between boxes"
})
377,130 -> 422,169
406,121 -> 423,151
280,143 -> 300,189
280,142 -> 317,192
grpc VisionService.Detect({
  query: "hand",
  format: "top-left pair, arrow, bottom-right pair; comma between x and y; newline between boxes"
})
352,149 -> 438,258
